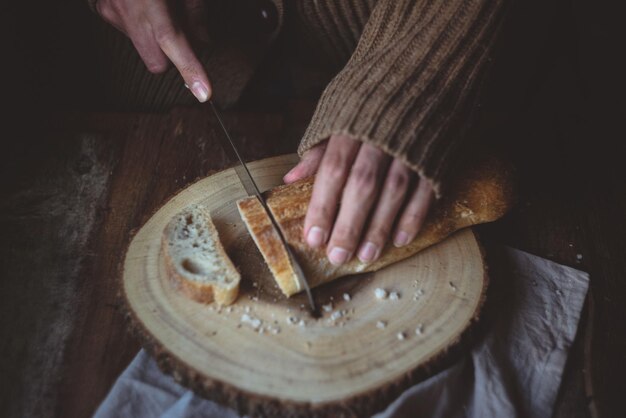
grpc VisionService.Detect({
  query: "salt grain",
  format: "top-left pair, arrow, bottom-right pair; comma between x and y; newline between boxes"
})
374,288 -> 388,299
240,314 -> 262,330
330,311 -> 343,321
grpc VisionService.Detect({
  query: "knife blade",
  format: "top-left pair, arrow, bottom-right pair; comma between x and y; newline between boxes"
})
209,100 -> 318,316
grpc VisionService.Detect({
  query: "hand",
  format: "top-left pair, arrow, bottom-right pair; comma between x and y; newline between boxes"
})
284,135 -> 434,266
96,0 -> 212,102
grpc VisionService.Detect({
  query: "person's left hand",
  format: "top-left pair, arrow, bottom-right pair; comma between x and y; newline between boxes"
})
283,134 -> 434,266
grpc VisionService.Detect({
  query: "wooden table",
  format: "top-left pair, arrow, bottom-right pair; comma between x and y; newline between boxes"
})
0,102 -> 624,418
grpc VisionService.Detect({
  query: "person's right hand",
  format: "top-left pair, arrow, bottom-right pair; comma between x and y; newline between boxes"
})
96,0 -> 212,102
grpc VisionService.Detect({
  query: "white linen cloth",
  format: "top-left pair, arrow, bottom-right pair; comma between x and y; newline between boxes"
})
94,247 -> 589,418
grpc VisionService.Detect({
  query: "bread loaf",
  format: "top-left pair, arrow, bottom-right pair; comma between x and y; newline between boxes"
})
161,204 -> 240,305
237,156 -> 514,297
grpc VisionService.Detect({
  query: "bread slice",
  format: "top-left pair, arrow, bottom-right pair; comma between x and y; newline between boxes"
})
237,155 -> 515,297
161,204 -> 240,305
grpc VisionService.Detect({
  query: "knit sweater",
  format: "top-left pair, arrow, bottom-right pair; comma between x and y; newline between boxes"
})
90,0 -> 508,196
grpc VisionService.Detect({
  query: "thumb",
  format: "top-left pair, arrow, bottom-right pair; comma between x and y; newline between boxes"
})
283,142 -> 328,184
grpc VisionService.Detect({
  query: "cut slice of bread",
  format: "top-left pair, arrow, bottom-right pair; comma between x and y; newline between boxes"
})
161,204 -> 240,305
237,155 -> 515,297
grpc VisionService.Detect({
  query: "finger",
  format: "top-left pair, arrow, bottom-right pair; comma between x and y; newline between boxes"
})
357,159 -> 413,262
326,144 -> 390,266
149,3 -> 212,102
126,25 -> 170,73
283,142 -> 327,184
183,0 -> 210,43
303,135 -> 360,249
393,177 -> 434,247
96,0 -> 128,35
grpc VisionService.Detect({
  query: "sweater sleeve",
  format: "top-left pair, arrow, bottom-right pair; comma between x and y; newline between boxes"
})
298,0 -> 508,197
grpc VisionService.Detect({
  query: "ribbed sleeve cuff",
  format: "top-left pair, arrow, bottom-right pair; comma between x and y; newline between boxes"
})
298,0 -> 507,198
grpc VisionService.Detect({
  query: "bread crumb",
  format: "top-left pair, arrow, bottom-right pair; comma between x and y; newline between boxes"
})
397,332 -> 406,341
576,253 -> 583,261
298,319 -> 306,327
322,303 -> 333,312
376,320 -> 387,329
329,310 -> 343,321
343,293 -> 351,301
226,307 -> 232,313
374,288 -> 388,299
240,314 -> 262,330
286,316 -> 299,325
415,324 -> 424,335
269,326 -> 281,335
389,291 -> 400,300
449,282 -> 457,291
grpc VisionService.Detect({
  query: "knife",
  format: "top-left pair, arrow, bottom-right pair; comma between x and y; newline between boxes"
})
209,100 -> 318,316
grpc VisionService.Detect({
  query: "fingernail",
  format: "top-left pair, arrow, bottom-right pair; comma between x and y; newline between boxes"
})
306,226 -> 324,248
394,231 -> 411,247
358,242 -> 379,263
191,81 -> 208,102
328,247 -> 350,266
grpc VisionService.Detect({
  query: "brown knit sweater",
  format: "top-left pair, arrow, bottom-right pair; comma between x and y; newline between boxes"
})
90,0 -> 508,196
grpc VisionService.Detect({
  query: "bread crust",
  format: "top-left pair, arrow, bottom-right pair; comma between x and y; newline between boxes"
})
238,155 -> 514,296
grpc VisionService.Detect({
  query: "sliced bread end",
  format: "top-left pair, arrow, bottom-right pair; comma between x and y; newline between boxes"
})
161,204 -> 240,305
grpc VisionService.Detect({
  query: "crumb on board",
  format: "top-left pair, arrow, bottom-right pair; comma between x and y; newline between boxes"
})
240,314 -> 262,330
374,288 -> 388,299
376,320 -> 387,329
286,316 -> 299,325
322,303 -> 333,312
449,281 -> 457,291
397,332 -> 406,341
343,293 -> 351,301
329,310 -> 344,321
415,324 -> 424,335
389,291 -> 400,300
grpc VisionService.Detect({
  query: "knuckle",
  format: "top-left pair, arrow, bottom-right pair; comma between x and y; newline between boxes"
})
146,60 -> 169,74
322,155 -> 348,182
366,224 -> 390,245
154,26 -> 178,45
399,212 -> 422,232
332,224 -> 360,245
386,169 -> 410,194
97,1 -> 116,21
307,203 -> 334,226
350,166 -> 377,196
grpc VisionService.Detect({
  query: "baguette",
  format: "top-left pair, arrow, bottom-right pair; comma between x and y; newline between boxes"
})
161,204 -> 240,305
237,156 -> 514,297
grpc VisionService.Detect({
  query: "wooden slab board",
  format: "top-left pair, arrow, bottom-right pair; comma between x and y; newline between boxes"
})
122,154 -> 488,418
